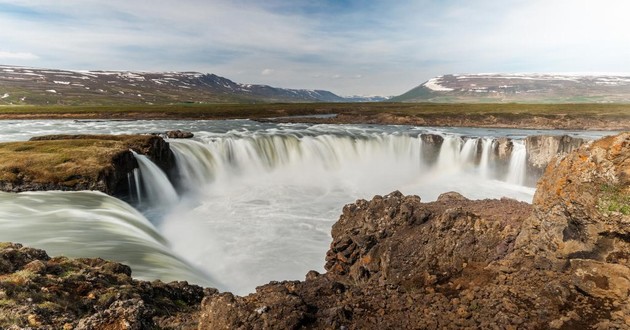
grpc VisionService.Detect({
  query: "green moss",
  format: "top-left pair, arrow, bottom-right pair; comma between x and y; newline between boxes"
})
598,184 -> 630,216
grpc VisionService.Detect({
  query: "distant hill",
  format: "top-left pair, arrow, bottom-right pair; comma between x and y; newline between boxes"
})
0,65 -> 382,105
391,73 -> 630,103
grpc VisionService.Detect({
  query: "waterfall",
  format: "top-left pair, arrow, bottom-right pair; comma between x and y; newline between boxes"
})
506,141 -> 527,185
170,134 -> 536,189
0,119 -> 608,297
479,138 -> 493,178
127,168 -> 142,203
130,151 -> 179,209
436,136 -> 463,170
0,191 -> 218,289
169,140 -> 216,190
460,138 -> 478,164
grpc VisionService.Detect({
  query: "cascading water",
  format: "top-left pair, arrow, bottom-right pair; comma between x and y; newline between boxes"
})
130,150 -> 179,210
0,190 -> 218,288
506,141 -> 527,186
164,132 -> 537,294
460,138 -> 478,164
479,138 -> 493,178
1,119 -> 611,296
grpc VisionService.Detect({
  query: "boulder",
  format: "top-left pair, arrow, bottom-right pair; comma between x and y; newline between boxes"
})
166,130 -> 194,139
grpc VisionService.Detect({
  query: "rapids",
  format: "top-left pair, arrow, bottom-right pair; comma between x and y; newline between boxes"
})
0,119 -> 618,294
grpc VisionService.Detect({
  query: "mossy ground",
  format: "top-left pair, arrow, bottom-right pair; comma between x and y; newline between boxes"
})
598,184 -> 630,215
0,135 -> 154,186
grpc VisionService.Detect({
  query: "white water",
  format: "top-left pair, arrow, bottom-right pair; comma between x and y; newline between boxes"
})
479,138 -> 493,178
0,120 -> 615,296
131,150 -> 179,210
0,191 -> 218,288
460,138 -> 478,164
506,141 -> 527,185
163,133 -> 536,294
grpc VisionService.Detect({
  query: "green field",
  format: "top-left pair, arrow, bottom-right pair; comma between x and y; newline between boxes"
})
0,102 -> 629,118
0,103 -> 629,131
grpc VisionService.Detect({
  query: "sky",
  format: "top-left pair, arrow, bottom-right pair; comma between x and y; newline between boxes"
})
1,0 -> 630,96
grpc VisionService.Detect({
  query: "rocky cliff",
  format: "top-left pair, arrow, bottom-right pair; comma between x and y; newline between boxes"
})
0,133 -> 628,329
199,133 -> 629,329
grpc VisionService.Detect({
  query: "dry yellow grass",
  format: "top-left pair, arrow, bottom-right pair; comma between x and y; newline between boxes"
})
0,135 -> 155,186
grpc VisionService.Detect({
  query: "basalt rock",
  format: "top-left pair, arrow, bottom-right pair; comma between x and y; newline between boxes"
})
0,243 -> 212,329
420,134 -> 444,166
525,134 -> 586,177
150,130 -> 195,139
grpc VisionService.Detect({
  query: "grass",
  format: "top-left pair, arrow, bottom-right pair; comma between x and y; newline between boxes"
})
0,135 -> 156,186
0,102 -> 629,120
598,184 -> 630,215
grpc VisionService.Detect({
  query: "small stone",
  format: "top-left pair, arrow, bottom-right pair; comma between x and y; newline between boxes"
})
255,306 -> 269,314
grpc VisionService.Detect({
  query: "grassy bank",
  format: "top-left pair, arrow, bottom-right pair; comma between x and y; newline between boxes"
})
0,102 -> 629,130
0,102 -> 628,118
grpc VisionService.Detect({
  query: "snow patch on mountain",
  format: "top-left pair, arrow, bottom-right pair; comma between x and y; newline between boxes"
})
423,77 -> 454,91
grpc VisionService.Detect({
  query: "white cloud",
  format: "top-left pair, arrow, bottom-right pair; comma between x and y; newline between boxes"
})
1,0 -> 630,95
0,51 -> 38,60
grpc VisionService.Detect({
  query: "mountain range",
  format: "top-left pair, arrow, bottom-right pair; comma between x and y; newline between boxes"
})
391,73 -> 630,103
0,65 -> 387,105
3,66 -> 630,105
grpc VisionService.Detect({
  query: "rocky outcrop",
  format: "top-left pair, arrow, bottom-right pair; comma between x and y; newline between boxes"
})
0,242 -> 213,329
0,134 -> 175,197
200,132 -> 630,329
150,130 -> 195,139
525,134 -> 585,177
420,134 -> 444,166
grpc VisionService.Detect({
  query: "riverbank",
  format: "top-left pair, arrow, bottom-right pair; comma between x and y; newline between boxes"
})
0,103 -> 629,130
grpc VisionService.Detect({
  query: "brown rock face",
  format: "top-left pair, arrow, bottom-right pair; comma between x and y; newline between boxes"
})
200,132 -> 630,329
525,134 -> 586,176
517,133 -> 630,259
0,243 -> 212,329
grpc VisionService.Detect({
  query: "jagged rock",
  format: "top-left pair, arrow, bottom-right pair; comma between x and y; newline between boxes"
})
517,133 -> 630,262
525,134 -> 585,176
0,243 -> 209,329
493,137 -> 513,160
166,130 -> 194,139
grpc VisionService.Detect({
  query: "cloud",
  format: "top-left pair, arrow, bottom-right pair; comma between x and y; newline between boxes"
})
0,0 -> 629,95
0,51 -> 38,60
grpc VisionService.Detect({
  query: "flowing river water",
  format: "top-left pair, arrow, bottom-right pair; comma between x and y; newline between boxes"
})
0,119 -> 617,294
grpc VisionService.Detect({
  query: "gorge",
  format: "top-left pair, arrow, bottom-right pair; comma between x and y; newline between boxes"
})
0,119 -> 626,328
0,120 -> 614,292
